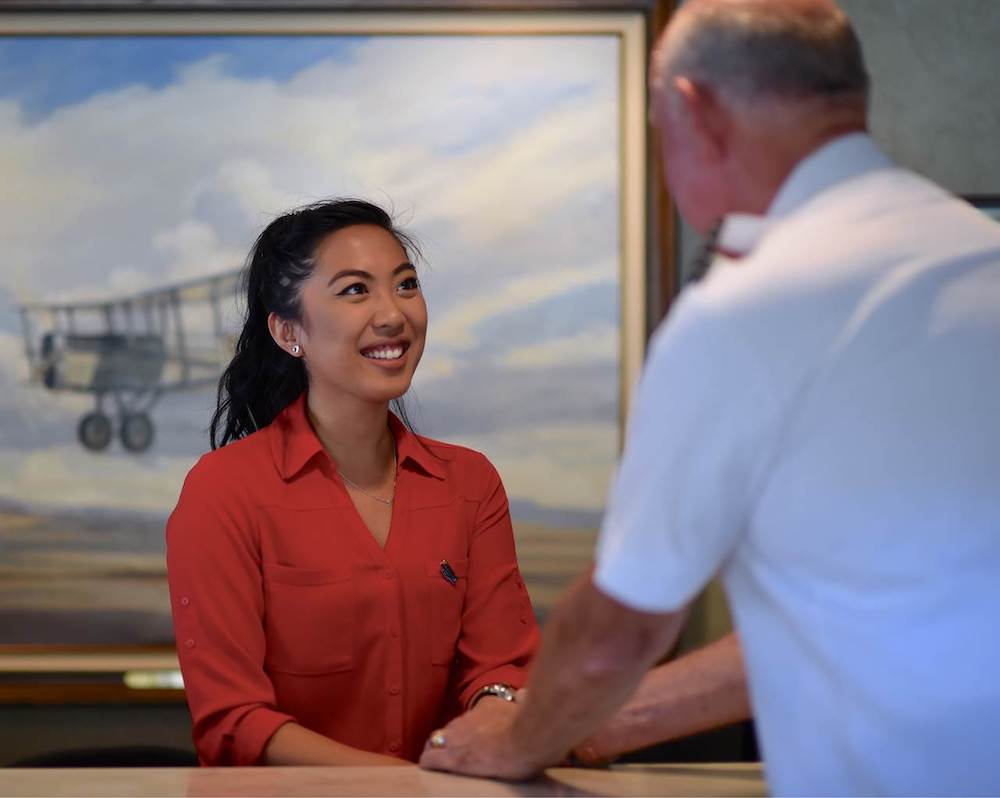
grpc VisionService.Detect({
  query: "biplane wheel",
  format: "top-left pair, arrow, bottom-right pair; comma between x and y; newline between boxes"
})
120,413 -> 155,453
78,412 -> 112,451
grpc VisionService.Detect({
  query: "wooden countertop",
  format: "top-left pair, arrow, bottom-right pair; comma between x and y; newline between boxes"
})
1,762 -> 766,796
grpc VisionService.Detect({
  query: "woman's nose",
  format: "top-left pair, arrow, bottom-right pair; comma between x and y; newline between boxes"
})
372,293 -> 405,330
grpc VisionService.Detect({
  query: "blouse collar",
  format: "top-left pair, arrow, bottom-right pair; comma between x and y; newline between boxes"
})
268,393 -> 445,481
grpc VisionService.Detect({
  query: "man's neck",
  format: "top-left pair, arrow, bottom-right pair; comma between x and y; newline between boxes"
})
727,103 -> 867,217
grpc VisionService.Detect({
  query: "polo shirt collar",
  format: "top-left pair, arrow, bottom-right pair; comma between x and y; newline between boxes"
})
767,132 -> 892,219
270,393 -> 445,481
713,133 -> 893,260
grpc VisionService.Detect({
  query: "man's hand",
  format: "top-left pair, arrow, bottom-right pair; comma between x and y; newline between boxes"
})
418,697 -> 543,780
421,575 -> 683,780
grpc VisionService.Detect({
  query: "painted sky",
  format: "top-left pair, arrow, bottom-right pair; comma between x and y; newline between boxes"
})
0,33 -> 620,521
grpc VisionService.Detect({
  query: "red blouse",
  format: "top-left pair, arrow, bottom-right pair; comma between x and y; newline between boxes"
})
166,395 -> 538,765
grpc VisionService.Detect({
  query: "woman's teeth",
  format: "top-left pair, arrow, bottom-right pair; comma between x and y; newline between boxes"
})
363,346 -> 404,360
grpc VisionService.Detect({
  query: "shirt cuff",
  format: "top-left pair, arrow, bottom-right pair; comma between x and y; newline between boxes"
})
232,707 -> 297,765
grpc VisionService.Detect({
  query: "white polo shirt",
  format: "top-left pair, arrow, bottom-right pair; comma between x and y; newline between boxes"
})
595,134 -> 1000,795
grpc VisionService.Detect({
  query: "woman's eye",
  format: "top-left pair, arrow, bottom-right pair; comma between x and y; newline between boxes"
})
337,283 -> 367,297
397,277 -> 420,292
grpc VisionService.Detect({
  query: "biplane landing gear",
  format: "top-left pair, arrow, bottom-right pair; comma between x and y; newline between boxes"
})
78,412 -> 113,451
120,413 -> 155,453
76,392 -> 159,453
114,390 -> 160,454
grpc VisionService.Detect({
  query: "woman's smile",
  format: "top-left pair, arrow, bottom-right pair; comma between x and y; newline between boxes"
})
360,339 -> 411,366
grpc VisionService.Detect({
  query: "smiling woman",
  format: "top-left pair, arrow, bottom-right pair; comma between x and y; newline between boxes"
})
209,199 -> 425,447
167,198 -> 539,766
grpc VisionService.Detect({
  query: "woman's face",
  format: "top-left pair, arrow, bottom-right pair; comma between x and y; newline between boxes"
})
293,224 -> 427,406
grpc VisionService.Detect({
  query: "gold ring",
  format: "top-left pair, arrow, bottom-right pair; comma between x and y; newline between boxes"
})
429,730 -> 447,749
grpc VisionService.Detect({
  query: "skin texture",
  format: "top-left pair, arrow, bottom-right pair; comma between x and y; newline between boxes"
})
419,0 -> 869,779
262,223 -> 428,765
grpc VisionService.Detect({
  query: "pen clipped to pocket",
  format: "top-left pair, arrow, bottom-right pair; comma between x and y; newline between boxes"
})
439,559 -> 457,586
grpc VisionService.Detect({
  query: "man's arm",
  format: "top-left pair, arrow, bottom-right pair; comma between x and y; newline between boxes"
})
573,631 -> 750,765
419,572 -> 684,780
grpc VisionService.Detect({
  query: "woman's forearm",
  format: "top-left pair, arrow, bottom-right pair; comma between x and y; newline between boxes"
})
574,632 -> 751,764
264,722 -> 413,766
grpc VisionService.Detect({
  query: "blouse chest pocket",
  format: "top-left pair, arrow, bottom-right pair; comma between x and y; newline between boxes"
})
262,563 -> 355,675
425,558 -> 468,666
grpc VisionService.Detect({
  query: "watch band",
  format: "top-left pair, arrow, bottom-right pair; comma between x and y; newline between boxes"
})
470,682 -> 517,708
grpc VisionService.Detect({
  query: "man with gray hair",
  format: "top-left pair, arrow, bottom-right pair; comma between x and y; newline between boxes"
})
421,0 -> 1000,793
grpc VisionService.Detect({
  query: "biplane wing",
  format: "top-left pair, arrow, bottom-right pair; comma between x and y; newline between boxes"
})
18,269 -> 242,452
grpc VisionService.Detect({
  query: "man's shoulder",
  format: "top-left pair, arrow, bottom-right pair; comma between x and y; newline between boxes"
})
705,167 -> 994,308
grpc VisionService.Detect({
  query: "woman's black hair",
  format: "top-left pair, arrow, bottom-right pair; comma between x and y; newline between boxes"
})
210,198 -> 421,449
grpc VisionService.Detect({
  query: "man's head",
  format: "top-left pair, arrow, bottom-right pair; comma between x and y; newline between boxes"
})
651,0 -> 870,232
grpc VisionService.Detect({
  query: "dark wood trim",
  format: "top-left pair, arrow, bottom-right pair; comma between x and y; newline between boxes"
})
645,0 -> 676,334
0,684 -> 186,705
0,644 -> 174,654
1,1 -> 661,11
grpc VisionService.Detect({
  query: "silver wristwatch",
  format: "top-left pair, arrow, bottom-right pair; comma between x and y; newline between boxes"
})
470,682 -> 517,707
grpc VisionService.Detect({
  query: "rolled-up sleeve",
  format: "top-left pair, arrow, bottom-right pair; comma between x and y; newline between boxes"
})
166,457 -> 294,765
450,457 -> 540,711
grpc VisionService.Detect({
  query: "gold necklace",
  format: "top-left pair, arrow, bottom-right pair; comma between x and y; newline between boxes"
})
339,448 -> 396,506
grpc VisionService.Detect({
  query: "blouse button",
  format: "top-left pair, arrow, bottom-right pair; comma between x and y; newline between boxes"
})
184,638 -> 195,649
388,741 -> 401,753
388,685 -> 400,696
383,569 -> 393,579
180,596 -> 190,607
390,628 -> 400,639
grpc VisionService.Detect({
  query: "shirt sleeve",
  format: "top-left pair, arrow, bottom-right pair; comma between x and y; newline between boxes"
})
449,456 -> 540,711
594,289 -> 779,613
166,455 -> 295,765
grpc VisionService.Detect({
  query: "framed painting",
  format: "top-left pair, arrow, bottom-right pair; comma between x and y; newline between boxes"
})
0,2 -> 667,694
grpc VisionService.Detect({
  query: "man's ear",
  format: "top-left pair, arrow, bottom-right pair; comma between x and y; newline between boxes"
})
267,312 -> 302,357
672,76 -> 731,162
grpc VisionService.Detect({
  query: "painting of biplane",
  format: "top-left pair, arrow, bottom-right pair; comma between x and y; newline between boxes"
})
0,16 -> 645,650
19,271 -> 239,452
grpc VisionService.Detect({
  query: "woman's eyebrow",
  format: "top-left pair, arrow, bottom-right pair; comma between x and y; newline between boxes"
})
328,262 -> 415,288
327,268 -> 372,287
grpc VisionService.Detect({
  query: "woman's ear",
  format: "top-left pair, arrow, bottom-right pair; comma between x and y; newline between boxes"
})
267,312 -> 303,357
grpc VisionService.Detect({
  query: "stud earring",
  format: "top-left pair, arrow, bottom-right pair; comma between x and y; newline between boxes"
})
291,344 -> 300,355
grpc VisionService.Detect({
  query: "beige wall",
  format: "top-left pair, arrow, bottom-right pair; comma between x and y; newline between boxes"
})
844,0 -> 1000,194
